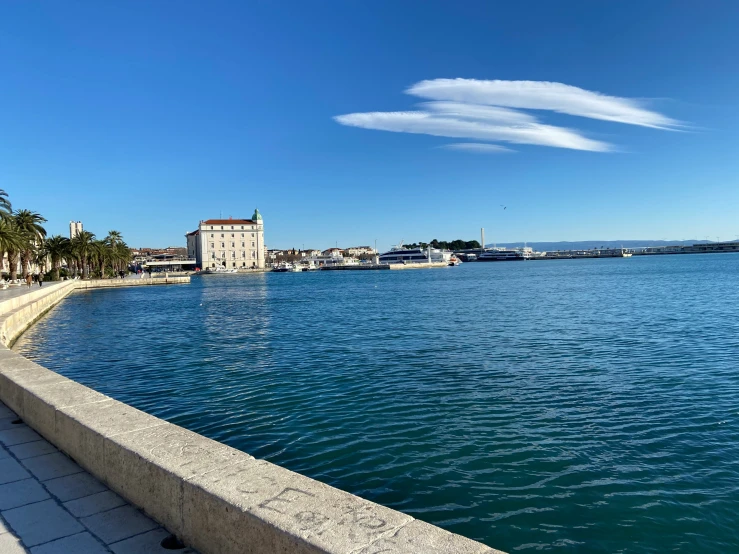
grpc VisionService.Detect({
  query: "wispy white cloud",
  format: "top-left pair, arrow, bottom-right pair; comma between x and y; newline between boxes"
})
408,79 -> 680,130
333,111 -> 611,151
422,101 -> 537,124
334,78 -> 679,153
441,143 -> 515,154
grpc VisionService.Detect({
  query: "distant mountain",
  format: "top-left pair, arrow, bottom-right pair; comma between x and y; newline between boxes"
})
487,240 -> 711,252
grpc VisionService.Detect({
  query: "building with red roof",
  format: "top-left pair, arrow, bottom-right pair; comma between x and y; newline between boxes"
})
186,209 -> 265,270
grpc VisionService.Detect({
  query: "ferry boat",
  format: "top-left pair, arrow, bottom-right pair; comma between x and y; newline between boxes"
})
271,262 -> 294,272
448,255 -> 461,266
378,244 -> 452,264
478,248 -> 532,261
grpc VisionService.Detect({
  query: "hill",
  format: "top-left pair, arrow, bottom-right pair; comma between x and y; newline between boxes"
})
487,240 -> 710,252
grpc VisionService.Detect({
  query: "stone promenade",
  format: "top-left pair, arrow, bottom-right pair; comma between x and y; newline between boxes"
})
0,400 -> 195,554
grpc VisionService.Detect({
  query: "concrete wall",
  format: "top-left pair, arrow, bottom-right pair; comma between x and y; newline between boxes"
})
0,281 -> 504,554
0,281 -> 79,347
75,276 -> 190,289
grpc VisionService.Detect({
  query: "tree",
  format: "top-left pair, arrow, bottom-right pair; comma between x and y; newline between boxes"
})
44,235 -> 70,281
106,230 -> 122,246
0,219 -> 24,278
70,231 -> 96,279
114,242 -> 131,273
0,189 -> 11,219
14,210 -> 47,278
91,239 -> 110,278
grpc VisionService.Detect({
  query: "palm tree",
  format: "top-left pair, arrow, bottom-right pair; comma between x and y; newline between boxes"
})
0,189 -> 11,219
33,246 -> 48,275
106,230 -> 122,247
119,242 -> 131,270
14,210 -> 47,278
105,231 -> 125,273
44,235 -> 70,281
70,231 -> 95,279
0,219 -> 24,279
91,239 -> 110,278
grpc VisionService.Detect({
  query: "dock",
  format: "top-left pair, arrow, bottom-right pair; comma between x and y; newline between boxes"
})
318,262 -> 449,271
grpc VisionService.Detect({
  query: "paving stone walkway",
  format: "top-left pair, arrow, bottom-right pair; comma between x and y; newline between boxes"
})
0,401 -> 196,553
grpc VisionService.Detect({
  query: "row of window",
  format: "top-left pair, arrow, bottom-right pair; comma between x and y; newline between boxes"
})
212,262 -> 258,268
208,225 -> 257,230
210,242 -> 256,248
210,252 -> 257,259
210,233 -> 256,239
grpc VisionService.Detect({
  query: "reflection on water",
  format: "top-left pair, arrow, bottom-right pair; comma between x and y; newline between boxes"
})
15,256 -> 739,553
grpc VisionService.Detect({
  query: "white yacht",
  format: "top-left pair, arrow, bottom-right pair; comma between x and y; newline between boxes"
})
271,262 -> 294,272
478,248 -> 532,261
378,244 -> 452,264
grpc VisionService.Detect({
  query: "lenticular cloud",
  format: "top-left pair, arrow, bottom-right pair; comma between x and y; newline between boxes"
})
408,79 -> 679,130
333,78 -> 679,153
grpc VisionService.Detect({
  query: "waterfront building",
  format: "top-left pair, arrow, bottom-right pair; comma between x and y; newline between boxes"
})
186,209 -> 265,269
345,246 -> 377,257
69,221 -> 83,239
322,247 -> 343,257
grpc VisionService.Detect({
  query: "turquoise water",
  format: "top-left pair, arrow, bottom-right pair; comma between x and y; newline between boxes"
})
14,255 -> 739,553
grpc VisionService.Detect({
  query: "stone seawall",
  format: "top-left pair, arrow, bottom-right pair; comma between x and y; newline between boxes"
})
0,280 -> 503,553
75,276 -> 191,289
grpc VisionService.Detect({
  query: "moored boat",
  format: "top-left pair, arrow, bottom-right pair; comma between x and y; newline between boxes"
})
478,248 -> 532,261
378,243 -> 452,264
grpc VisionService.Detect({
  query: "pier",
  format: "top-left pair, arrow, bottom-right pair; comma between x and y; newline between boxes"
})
317,262 -> 449,271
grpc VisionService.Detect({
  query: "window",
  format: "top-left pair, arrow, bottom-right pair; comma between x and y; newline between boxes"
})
241,242 -> 245,247
251,233 -> 255,238
231,252 -> 236,259
221,234 -> 224,238
241,226 -> 244,230
252,252 -> 256,258
210,243 -> 214,248
210,233 -> 213,238
221,226 -> 224,230
231,226 -> 234,230
241,233 -> 244,238
241,251 -> 246,258
221,242 -> 225,248
252,242 -> 255,248
231,242 -> 235,248
210,226 -> 213,230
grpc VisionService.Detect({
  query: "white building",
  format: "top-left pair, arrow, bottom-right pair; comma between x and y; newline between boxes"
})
69,221 -> 83,239
186,209 -> 265,270
321,248 -> 343,257
345,246 -> 376,257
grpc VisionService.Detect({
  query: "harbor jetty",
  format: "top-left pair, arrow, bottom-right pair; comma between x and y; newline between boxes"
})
318,262 -> 448,271
0,280 -> 504,554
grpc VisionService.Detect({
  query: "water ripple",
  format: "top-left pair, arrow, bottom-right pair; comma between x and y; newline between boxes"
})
14,254 -> 739,553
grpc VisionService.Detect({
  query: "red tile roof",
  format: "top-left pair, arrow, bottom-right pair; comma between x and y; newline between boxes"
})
202,219 -> 257,225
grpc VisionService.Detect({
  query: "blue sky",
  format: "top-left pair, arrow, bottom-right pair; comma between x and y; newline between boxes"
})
1,1 -> 738,251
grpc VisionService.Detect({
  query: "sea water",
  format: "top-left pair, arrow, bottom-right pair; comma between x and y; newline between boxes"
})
15,254 -> 739,552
